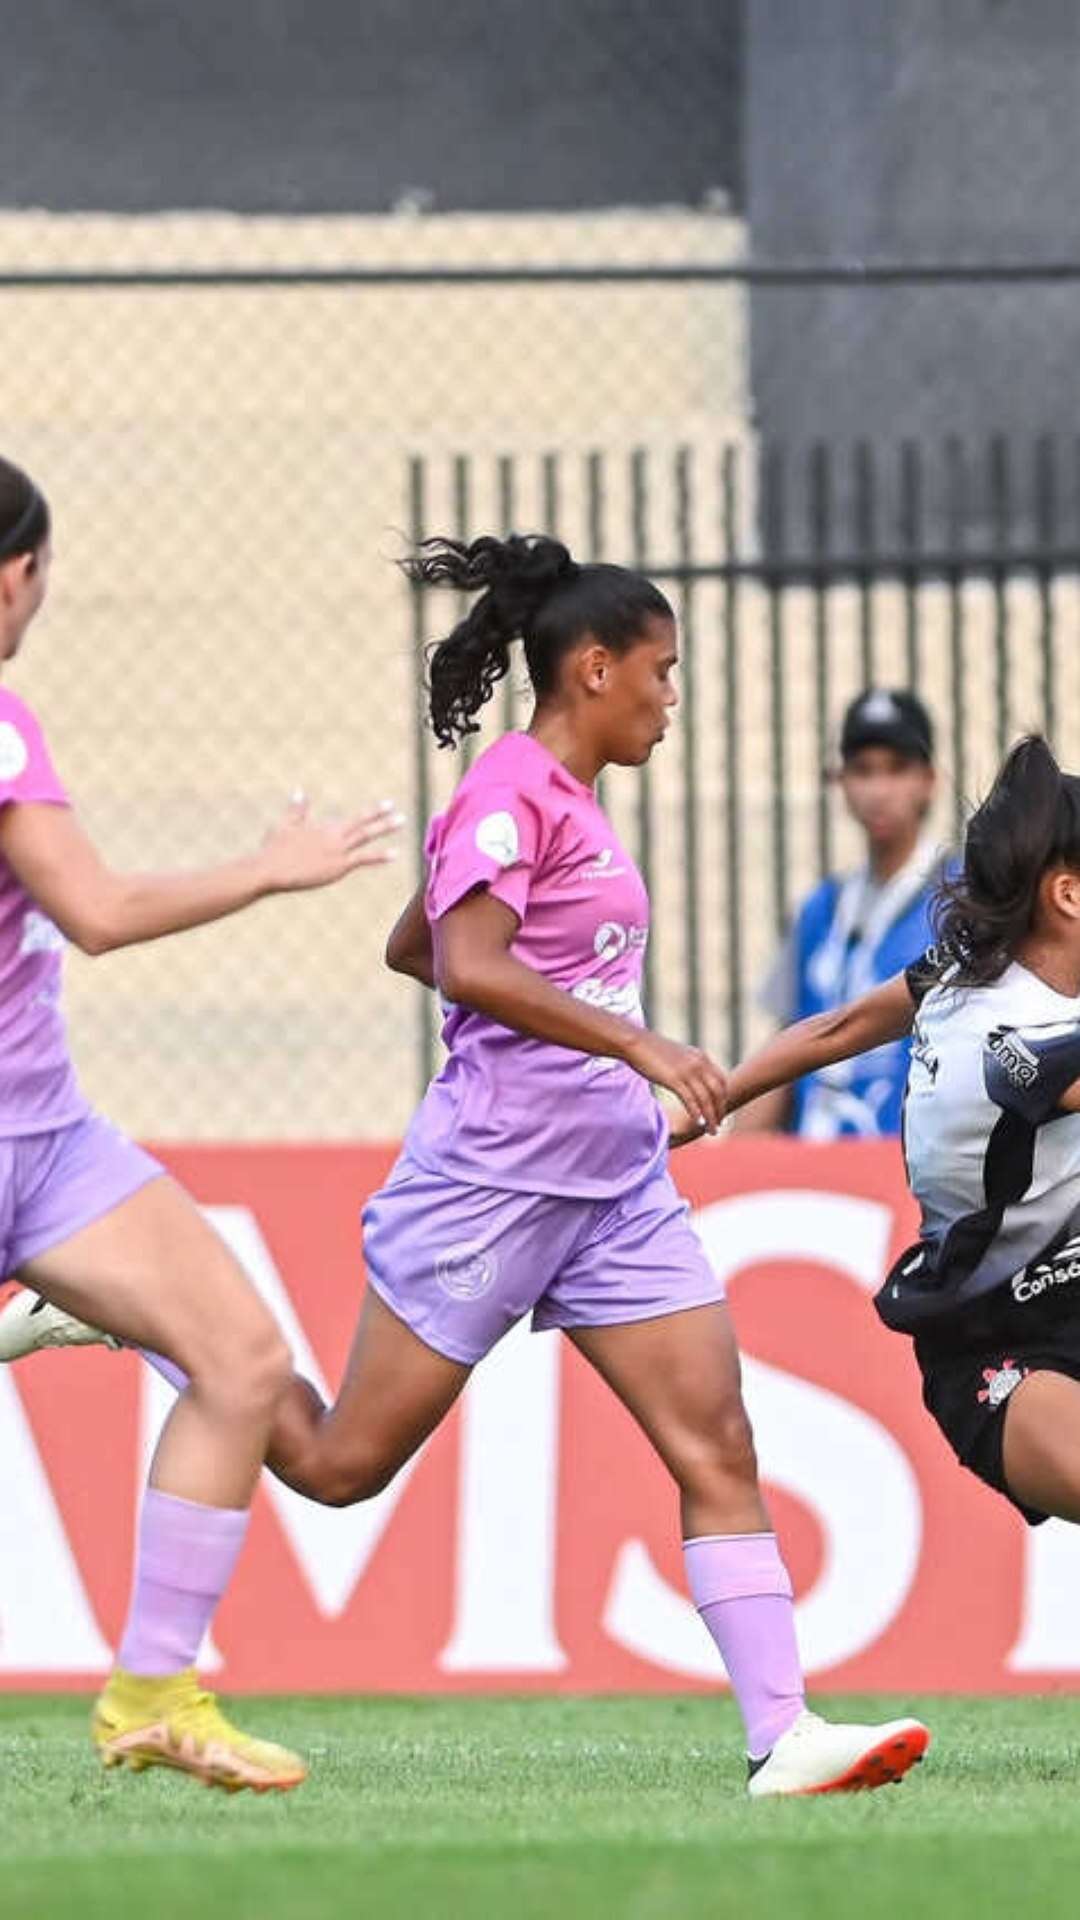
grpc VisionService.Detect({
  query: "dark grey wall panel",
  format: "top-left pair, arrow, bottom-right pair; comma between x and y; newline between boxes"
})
749,0 -> 1080,263
1,0 -> 740,212
747,0 -> 1080,544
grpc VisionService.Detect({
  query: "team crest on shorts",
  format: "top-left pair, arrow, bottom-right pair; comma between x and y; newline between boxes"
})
976,1358 -> 1027,1409
435,1242 -> 498,1301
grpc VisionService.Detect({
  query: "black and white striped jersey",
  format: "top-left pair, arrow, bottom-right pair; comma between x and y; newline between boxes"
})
876,954 -> 1080,1333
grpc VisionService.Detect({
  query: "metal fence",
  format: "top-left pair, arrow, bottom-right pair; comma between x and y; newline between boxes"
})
410,429 -> 1080,1073
0,225 -> 1077,1133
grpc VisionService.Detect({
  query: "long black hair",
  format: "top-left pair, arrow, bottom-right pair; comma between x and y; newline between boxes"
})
402,533 -> 673,749
0,458 -> 50,564
934,735 -> 1080,985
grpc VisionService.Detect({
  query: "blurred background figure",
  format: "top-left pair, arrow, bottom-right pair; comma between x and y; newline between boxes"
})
735,689 -> 942,1138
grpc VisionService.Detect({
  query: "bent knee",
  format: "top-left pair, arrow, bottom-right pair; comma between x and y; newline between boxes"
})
299,1444 -> 402,1509
670,1405 -> 759,1494
189,1317 -> 292,1414
247,1328 -> 293,1406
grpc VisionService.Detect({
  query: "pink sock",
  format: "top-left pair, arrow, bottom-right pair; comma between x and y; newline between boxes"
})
140,1349 -> 190,1394
117,1487 -> 249,1676
683,1532 -> 805,1760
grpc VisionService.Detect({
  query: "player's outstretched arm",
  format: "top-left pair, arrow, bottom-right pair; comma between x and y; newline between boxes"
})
724,973 -> 917,1117
666,974 -> 916,1150
0,793 -> 403,955
385,886 -> 436,989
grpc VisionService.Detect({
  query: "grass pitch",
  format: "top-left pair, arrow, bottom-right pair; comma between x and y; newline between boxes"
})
2,1693 -> 1079,1919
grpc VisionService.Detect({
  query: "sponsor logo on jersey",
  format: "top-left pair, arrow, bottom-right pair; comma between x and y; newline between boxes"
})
435,1241 -> 498,1301
571,978 -> 644,1022
475,811 -> 520,869
594,921 -> 628,963
1012,1235 -> 1080,1304
20,909 -> 65,956
910,1020 -> 939,1084
580,847 -> 627,881
976,1358 -> 1027,1409
592,921 -> 648,964
987,1027 -> 1039,1090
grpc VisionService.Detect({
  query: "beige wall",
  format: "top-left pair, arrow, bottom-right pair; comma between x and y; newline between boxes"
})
0,210 -> 750,1138
2,211 -> 1076,1139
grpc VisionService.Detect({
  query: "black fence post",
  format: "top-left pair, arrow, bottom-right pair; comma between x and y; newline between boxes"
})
497,454 -> 517,731
763,443 -> 790,937
988,434 -> 1012,759
1034,433 -> 1058,741
674,447 -> 701,1045
945,435 -> 969,838
899,439 -> 923,689
631,447 -> 658,1027
809,440 -> 832,883
854,439 -> 877,685
407,454 -> 436,1095
720,444 -> 743,1062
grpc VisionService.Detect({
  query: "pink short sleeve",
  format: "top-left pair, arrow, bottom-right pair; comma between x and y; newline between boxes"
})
0,689 -> 68,809
425,783 -> 546,926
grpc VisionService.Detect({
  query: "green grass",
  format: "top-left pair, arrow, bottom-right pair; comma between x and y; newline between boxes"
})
0,1694 -> 1078,1919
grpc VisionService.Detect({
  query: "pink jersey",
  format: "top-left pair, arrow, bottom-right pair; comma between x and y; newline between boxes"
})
0,687 -> 87,1135
406,731 -> 666,1197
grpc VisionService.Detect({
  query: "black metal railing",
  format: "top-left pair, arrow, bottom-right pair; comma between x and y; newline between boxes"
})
408,435 -> 1080,1085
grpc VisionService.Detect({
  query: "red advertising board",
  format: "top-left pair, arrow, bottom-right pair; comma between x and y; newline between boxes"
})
3,1139 -> 1078,1693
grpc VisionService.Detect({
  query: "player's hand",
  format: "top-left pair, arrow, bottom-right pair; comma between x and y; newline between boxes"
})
624,1030 -> 727,1136
667,1111 -> 709,1150
655,1088 -> 714,1149
257,794 -> 404,893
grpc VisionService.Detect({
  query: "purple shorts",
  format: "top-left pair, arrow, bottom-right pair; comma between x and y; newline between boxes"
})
361,1155 -> 724,1365
0,1114 -> 164,1277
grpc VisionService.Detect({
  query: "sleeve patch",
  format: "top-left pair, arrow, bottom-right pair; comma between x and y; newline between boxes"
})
474,810 -> 520,869
0,721 -> 29,782
984,1019 -> 1080,1123
905,945 -> 955,1006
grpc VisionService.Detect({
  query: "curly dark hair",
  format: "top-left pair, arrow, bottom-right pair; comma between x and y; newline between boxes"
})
401,533 -> 673,749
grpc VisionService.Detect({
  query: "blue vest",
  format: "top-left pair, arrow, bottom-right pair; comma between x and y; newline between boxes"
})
790,870 -> 940,1138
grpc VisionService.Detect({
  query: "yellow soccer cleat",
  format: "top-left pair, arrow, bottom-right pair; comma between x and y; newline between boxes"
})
92,1667 -> 307,1794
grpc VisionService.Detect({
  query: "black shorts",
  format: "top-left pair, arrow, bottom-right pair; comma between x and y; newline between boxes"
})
915,1286 -> 1080,1527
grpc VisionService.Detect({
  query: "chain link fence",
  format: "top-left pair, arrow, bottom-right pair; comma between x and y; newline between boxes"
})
0,211 -> 1077,1136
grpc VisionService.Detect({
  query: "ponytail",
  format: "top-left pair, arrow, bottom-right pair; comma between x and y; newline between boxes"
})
935,736 -> 1080,984
402,532 -> 673,750
403,535 -> 577,749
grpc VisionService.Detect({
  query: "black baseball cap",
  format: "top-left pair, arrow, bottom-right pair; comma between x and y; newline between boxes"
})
840,688 -> 935,764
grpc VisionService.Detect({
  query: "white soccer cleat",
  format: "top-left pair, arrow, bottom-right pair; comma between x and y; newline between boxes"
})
746,1708 -> 930,1798
0,1288 -> 117,1361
